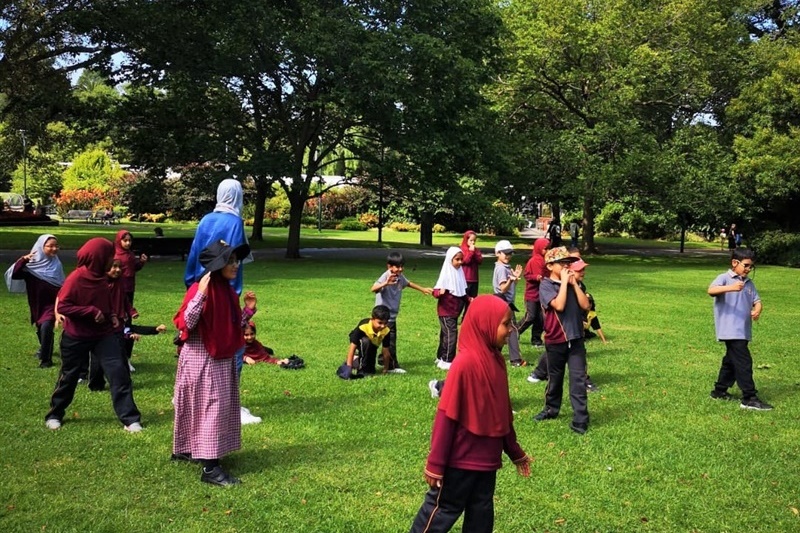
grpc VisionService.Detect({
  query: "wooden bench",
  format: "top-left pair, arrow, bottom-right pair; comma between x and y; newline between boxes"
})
133,237 -> 195,261
63,209 -> 93,222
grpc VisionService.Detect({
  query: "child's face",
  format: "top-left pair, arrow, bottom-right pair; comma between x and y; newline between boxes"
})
221,256 -> 240,280
370,317 -> 388,331
732,258 -> 755,278
496,251 -> 512,264
467,234 -> 477,247
451,252 -> 464,269
547,261 -> 569,279
107,260 -> 122,279
243,327 -> 255,344
571,267 -> 586,281
387,264 -> 404,275
494,308 -> 514,349
43,238 -> 59,257
120,235 -> 132,250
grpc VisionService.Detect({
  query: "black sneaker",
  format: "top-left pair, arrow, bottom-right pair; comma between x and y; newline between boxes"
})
740,398 -> 773,411
38,360 -> 53,369
570,422 -> 588,434
533,409 -> 557,422
710,390 -> 735,401
201,466 -> 241,486
586,381 -> 600,393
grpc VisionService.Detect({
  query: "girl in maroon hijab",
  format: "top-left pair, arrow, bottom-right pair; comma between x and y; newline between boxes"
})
409,295 -> 531,533
44,238 -> 142,432
458,230 -> 482,318
114,230 -> 148,368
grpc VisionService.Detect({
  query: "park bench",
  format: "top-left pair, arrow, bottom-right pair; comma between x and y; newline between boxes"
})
88,211 -> 121,224
63,209 -> 94,222
133,237 -> 195,261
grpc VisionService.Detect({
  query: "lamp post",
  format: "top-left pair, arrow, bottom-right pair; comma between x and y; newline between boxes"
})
18,130 -> 27,198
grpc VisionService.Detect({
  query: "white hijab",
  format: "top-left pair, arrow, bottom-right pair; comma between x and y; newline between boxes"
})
434,246 -> 467,296
214,179 -> 243,216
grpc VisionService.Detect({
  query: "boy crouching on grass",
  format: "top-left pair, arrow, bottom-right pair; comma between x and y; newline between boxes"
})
337,305 -> 405,380
533,247 -> 592,434
708,248 -> 772,410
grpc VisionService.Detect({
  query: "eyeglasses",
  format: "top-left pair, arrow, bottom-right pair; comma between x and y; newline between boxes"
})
736,261 -> 755,270
227,257 -> 241,266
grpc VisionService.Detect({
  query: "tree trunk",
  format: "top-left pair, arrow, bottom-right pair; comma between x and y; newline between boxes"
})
419,211 -> 434,246
285,192 -> 306,259
582,195 -> 597,254
250,179 -> 268,241
679,225 -> 686,253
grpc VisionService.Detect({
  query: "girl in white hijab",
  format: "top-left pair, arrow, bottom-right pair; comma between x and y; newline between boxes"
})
433,247 -> 470,370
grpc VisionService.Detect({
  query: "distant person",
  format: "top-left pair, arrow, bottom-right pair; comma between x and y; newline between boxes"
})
727,223 -> 738,250
517,237 -> 550,349
23,196 -> 34,213
114,230 -> 149,371
243,321 -> 288,365
45,238 -> 143,432
708,248 -> 772,410
492,240 -> 526,367
532,247 -> 591,434
172,240 -> 255,485
371,251 -> 433,371
8,234 -> 65,368
569,220 -> 580,248
546,217 -> 562,247
336,304 -> 395,379
433,247 -> 471,370
459,230 -> 483,317
719,227 -> 727,251
409,295 -> 530,533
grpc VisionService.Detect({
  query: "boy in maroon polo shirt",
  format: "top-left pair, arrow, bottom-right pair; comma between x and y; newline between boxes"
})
533,247 -> 591,434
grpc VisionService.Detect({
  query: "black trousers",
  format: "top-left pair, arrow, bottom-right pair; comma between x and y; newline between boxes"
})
543,339 -> 589,425
387,320 -> 400,367
356,337 -> 380,374
36,320 -> 55,364
123,291 -> 135,360
409,467 -> 496,533
462,282 -> 479,318
714,340 -> 758,400
46,333 -> 141,426
437,317 -> 458,363
516,299 -> 544,344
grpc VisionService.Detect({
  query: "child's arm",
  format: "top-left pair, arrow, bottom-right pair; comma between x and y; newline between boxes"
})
708,280 -> 744,296
381,347 -> 392,373
751,300 -> 763,321
371,272 -> 394,293
241,290 -> 257,324
407,281 -> 433,296
571,277 -> 591,311
345,342 -> 358,368
498,265 -> 523,294
549,271 -> 571,312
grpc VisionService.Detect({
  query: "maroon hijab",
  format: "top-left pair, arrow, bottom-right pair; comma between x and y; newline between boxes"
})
438,295 -> 513,437
58,238 -> 115,316
174,272 -> 243,359
459,231 -> 477,254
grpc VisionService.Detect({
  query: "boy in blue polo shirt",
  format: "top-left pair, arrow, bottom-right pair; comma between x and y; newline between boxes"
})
708,248 -> 771,410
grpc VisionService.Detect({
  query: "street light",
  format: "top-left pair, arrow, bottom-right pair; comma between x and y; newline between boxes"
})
18,130 -> 27,198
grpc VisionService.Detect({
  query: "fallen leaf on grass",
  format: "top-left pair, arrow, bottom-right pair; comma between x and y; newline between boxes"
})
641,517 -> 649,523
283,390 -> 292,396
562,493 -> 571,499
554,518 -> 566,525
790,506 -> 799,516
757,364 -> 771,369
225,510 -> 232,516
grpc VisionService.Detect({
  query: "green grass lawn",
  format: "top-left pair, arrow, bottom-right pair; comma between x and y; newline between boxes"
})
1,238 -> 799,531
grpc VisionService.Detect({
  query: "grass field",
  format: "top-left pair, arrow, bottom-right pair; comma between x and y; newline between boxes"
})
1,230 -> 798,532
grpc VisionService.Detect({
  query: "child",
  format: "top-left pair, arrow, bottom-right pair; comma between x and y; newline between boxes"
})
517,237 -> 550,348
492,240 -> 526,367
708,248 -> 771,410
533,247 -> 591,434
9,234 -> 65,368
371,251 -> 433,370
459,230 -> 482,317
172,240 -> 255,485
409,295 -> 531,533
243,321 -> 291,366
114,230 -> 149,370
337,305 -> 396,379
569,259 -> 601,393
45,238 -> 143,432
433,247 -> 471,370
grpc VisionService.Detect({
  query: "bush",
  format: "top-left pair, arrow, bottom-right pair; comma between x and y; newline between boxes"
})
358,212 -> 379,228
750,230 -> 800,267
388,221 -> 420,232
336,217 -> 368,231
432,223 -> 446,233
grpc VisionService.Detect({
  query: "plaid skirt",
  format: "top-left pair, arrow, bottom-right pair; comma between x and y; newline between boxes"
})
172,338 -> 241,460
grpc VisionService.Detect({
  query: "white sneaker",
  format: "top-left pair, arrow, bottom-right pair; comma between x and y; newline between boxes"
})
241,407 -> 262,425
125,422 -> 143,433
387,368 -> 407,374
527,374 -> 544,383
436,359 -> 452,371
428,380 -> 440,399
45,419 -> 61,430
128,361 -> 136,373
241,406 -> 252,415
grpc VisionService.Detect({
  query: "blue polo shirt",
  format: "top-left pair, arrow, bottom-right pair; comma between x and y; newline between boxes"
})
710,270 -> 760,341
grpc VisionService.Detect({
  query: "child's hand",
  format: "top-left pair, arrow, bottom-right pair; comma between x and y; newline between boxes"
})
560,268 -> 572,284
422,287 -> 433,296
513,265 -> 523,279
140,253 -> 149,263
751,309 -> 761,321
94,310 -> 106,323
111,315 -> 120,329
22,251 -> 36,261
243,291 -> 257,309
244,356 -> 256,365
156,324 -> 167,333
131,333 -> 141,341
197,272 -> 211,294
516,456 -> 532,478
730,281 -> 745,292
424,473 -> 442,488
